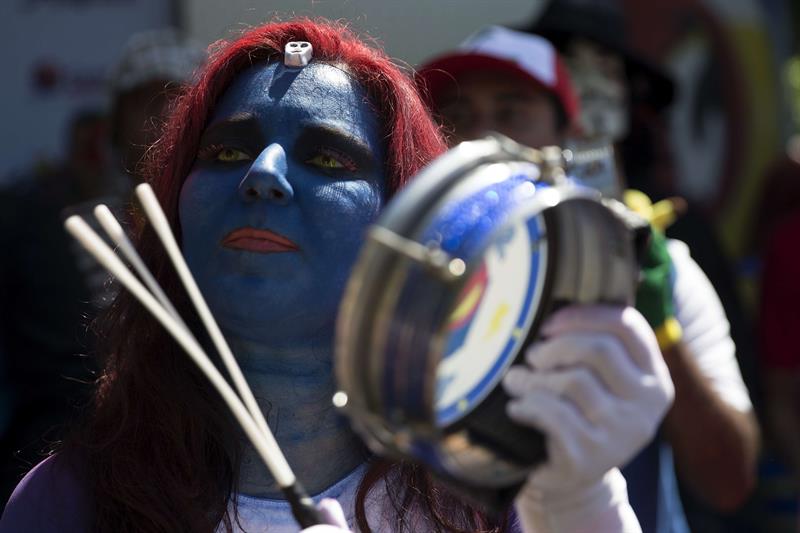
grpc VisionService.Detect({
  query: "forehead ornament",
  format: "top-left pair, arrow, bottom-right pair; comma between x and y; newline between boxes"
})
284,41 -> 313,68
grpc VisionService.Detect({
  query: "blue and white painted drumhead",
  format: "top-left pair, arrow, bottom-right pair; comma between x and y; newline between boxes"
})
434,212 -> 547,426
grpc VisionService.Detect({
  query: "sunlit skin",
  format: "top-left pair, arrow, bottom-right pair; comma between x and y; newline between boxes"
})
179,61 -> 385,497
436,70 -> 565,149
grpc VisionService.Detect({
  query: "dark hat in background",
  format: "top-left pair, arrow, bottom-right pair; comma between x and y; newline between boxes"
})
524,0 -> 675,110
417,26 -> 580,126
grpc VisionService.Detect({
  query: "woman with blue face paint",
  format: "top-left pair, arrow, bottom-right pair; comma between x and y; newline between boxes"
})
0,19 -> 673,533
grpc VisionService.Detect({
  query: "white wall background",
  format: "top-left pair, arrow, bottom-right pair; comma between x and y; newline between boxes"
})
0,0 -> 175,182
183,0 -> 546,67
0,0 -> 546,183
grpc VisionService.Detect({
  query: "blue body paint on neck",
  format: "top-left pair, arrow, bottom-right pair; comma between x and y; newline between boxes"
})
178,61 -> 385,495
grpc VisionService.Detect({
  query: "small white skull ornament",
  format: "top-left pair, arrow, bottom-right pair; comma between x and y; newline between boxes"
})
284,41 -> 313,68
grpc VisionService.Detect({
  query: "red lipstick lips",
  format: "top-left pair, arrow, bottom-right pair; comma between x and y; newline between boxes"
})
221,227 -> 299,254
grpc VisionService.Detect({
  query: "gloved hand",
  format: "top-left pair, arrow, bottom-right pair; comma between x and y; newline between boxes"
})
503,305 -> 674,533
299,499 -> 352,532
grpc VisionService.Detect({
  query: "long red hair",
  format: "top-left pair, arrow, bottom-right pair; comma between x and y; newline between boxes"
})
73,18 -> 508,532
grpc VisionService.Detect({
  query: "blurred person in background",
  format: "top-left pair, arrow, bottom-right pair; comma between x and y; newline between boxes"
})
418,16 -> 758,533
759,191 -> 800,492
0,28 -> 204,505
416,26 -> 578,149
757,67 -> 800,529
0,110 -> 116,504
523,3 -> 761,530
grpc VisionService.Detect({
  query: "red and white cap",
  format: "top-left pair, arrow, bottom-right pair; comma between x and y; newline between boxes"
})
417,26 -> 579,125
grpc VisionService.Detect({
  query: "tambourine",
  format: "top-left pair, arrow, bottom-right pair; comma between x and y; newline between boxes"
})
334,135 -> 645,507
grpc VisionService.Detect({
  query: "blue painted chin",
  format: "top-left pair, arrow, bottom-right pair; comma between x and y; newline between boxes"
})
179,61 -> 386,345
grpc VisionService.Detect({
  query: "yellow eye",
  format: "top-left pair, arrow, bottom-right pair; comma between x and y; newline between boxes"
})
306,153 -> 345,169
217,148 -> 250,162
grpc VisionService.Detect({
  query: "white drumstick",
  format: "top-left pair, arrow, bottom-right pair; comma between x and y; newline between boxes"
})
64,215 -> 296,488
134,183 -> 272,440
93,204 -> 185,329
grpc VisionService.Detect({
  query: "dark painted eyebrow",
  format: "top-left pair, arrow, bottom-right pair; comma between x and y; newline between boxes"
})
296,123 -> 379,169
198,112 -> 263,147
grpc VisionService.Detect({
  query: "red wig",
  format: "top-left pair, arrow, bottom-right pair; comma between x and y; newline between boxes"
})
73,18 -> 506,533
148,18 -> 446,228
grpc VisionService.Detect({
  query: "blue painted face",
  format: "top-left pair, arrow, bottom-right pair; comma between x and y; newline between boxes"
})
179,61 -> 386,346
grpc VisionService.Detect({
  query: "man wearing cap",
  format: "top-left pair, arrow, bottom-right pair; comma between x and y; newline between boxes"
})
527,0 -> 759,527
418,24 -> 758,533
419,26 -> 580,150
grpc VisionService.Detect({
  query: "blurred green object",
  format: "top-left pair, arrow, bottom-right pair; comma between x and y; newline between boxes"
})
635,228 -> 682,349
624,189 -> 684,350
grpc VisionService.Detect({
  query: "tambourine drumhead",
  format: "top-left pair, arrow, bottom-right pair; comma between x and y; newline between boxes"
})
415,162 -> 550,427
335,136 -> 639,497
435,212 -> 546,425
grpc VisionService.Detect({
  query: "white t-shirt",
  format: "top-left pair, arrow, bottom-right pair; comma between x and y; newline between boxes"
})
222,464 -> 442,533
624,240 -> 753,533
223,464 -> 371,533
667,239 -> 752,413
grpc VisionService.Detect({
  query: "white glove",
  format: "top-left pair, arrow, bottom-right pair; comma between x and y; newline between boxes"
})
299,498 -> 352,533
503,305 -> 674,533
515,468 -> 640,533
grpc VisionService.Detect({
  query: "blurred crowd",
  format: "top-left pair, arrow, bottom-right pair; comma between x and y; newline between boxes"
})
1,0 -> 799,531
0,26 -> 206,505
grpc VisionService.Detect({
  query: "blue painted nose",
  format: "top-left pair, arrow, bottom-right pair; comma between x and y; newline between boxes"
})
239,143 -> 293,205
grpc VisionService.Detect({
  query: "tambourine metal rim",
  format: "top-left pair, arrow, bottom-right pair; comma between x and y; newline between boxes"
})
375,161 -> 543,424
334,135 -> 639,491
339,184 -> 603,414
335,137 -> 527,423
336,140 -> 600,427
